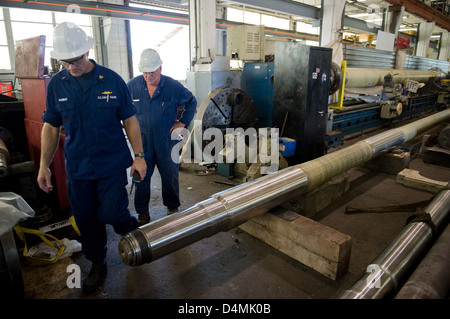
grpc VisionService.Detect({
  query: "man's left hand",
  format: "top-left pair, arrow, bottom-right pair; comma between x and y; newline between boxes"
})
132,157 -> 147,181
169,120 -> 186,135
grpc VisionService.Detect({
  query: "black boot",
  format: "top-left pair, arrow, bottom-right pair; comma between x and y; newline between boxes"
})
138,212 -> 150,226
83,261 -> 107,294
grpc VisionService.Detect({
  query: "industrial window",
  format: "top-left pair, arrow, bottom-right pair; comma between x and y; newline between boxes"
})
6,7 -> 93,73
227,8 -> 244,23
261,15 -> 289,30
226,7 -> 290,31
128,19 -> 190,81
296,21 -> 319,35
296,21 -> 319,46
244,11 -> 260,26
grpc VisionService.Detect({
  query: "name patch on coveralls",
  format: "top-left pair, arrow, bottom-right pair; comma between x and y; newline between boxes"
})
97,90 -> 118,102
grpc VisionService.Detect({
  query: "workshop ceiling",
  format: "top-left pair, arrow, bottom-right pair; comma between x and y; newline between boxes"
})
220,0 -> 446,35
2,0 -> 447,36
130,1 -> 449,36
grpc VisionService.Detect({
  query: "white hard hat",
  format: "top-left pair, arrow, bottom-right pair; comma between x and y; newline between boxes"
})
138,49 -> 163,73
50,22 -> 94,60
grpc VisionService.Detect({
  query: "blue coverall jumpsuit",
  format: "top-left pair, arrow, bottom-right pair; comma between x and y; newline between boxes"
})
127,74 -> 197,215
42,60 -> 138,263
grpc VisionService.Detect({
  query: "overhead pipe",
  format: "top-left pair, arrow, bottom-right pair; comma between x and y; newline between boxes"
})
394,223 -> 450,299
340,183 -> 450,299
118,108 -> 450,267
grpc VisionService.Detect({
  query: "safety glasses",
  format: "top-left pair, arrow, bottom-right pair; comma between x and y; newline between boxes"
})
59,54 -> 86,68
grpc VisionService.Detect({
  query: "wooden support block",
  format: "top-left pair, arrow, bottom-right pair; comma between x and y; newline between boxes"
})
364,150 -> 410,175
281,172 -> 350,218
238,209 -> 352,280
396,168 -> 448,193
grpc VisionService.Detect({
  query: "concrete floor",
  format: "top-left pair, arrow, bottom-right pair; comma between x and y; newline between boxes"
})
18,119 -> 450,301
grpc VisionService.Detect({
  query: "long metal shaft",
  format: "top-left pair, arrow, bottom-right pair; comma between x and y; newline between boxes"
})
394,223 -> 450,299
340,183 -> 450,299
119,109 -> 450,267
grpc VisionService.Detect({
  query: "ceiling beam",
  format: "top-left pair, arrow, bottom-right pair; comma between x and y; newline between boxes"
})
0,0 -> 189,24
384,0 -> 450,31
220,0 -> 319,19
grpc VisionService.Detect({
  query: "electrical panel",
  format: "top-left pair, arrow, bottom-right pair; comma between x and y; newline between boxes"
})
227,25 -> 265,62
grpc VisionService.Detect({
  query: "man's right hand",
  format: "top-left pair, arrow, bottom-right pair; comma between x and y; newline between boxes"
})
37,167 -> 54,193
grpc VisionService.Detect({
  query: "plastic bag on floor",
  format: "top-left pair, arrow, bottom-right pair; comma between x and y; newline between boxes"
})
26,238 -> 82,261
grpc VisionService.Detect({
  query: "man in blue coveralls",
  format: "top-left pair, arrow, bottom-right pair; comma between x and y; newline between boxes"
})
37,22 -> 147,294
127,49 -> 197,225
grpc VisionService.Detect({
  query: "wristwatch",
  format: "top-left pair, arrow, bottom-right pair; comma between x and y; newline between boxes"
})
135,152 -> 145,159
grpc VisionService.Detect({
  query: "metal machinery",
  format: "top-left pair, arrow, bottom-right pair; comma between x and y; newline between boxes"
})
272,42 -> 332,165
194,87 -> 258,133
241,61 -> 274,128
0,94 -> 28,299
0,36 -> 59,298
239,44 -> 449,155
186,41 -> 450,177
191,42 -> 334,168
330,66 -> 449,143
241,44 -> 337,165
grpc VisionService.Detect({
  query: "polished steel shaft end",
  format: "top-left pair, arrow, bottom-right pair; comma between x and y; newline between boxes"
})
118,228 -> 151,267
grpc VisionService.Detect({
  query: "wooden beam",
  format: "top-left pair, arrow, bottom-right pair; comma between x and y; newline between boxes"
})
385,0 -> 450,32
239,209 -> 352,280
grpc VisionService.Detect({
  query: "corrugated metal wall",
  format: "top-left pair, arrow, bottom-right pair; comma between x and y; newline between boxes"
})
343,45 -> 450,72
343,45 -> 396,69
404,55 -> 450,71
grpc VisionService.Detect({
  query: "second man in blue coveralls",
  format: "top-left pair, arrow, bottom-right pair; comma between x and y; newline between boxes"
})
127,49 -> 197,225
